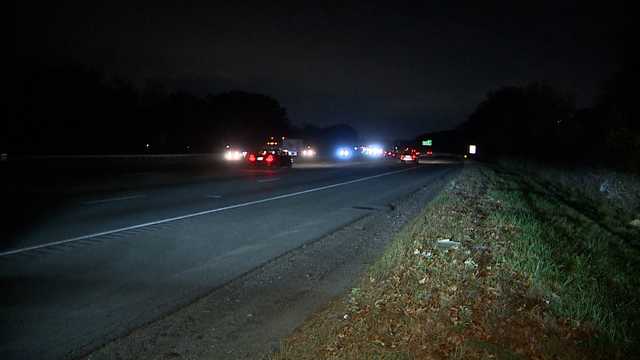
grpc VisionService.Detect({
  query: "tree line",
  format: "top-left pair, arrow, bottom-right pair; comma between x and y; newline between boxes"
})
8,61 -> 358,155
459,65 -> 639,172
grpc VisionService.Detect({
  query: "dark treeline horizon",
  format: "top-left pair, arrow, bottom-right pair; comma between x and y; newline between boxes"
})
8,57 -> 638,172
456,57 -> 638,172
453,31 -> 639,172
8,59 -> 359,156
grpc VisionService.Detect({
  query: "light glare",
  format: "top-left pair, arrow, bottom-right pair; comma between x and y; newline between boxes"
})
336,147 -> 352,159
224,150 -> 243,161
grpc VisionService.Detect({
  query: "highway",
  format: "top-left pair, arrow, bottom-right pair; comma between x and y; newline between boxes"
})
0,158 -> 461,360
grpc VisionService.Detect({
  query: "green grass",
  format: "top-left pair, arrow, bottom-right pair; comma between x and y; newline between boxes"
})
271,164 -> 639,359
484,165 -> 640,349
369,192 -> 451,280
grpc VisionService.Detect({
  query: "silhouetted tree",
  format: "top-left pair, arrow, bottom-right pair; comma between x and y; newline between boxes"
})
205,91 -> 290,150
14,62 -> 113,154
461,83 -> 574,160
12,61 -> 293,155
594,64 -> 640,171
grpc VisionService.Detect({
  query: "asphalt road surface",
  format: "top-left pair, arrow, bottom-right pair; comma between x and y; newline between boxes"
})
0,158 -> 460,360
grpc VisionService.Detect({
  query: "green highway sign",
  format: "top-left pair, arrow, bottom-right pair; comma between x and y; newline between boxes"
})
422,139 -> 432,146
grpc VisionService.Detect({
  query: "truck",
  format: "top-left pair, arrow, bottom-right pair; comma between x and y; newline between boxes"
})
279,138 -> 305,157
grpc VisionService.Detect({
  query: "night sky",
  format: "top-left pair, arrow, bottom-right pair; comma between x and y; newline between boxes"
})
15,1 -> 631,141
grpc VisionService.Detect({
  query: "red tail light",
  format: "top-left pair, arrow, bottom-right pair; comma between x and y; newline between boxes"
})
266,154 -> 274,163
248,154 -> 256,162
412,154 -> 416,160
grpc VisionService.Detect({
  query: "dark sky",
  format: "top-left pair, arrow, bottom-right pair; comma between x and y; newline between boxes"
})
15,0 -> 631,140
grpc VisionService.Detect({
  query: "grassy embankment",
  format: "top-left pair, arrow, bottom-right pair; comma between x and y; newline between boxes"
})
272,164 -> 640,359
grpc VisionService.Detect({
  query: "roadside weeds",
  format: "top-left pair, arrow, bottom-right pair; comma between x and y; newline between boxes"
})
272,164 -> 640,359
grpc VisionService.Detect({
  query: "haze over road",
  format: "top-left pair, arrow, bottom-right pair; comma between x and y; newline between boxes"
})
0,159 -> 460,360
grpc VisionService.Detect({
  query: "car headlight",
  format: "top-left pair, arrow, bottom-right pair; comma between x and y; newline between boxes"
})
336,147 -> 352,158
224,150 -> 243,161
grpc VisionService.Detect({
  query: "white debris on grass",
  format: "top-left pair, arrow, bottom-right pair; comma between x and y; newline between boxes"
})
464,258 -> 478,269
436,239 -> 460,250
414,249 -> 433,258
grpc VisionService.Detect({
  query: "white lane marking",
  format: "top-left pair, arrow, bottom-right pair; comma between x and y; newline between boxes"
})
206,195 -> 222,199
83,195 -> 146,205
257,177 -> 280,183
0,167 -> 415,257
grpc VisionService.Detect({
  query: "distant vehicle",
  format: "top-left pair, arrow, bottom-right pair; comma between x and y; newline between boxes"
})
336,147 -> 353,159
223,145 -> 246,161
280,138 -> 305,157
301,145 -> 316,158
247,149 -> 293,167
399,148 -> 419,164
362,145 -> 384,158
265,136 -> 280,150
